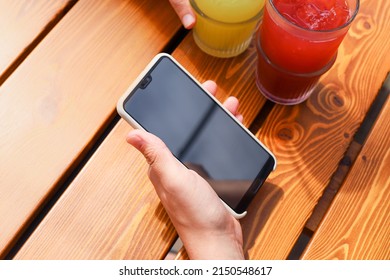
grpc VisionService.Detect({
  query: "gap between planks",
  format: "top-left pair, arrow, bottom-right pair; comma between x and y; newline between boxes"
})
287,73 -> 390,259
0,0 -> 78,86
5,26 -> 189,260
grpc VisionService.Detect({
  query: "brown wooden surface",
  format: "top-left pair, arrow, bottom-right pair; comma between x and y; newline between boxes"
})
1,0 -> 389,260
14,33 -> 266,259
15,122 -> 177,259
240,0 -> 390,259
0,0 -> 180,258
305,140 -> 363,232
175,247 -> 189,260
0,0 -> 74,84
302,97 -> 390,259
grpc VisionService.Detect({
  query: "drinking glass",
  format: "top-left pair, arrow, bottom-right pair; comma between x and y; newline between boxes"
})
256,0 -> 360,105
191,0 -> 265,58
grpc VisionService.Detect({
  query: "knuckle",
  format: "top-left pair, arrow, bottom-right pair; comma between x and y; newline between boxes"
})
143,137 -> 169,167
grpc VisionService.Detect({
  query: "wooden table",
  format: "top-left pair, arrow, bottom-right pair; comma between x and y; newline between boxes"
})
1,0 -> 389,260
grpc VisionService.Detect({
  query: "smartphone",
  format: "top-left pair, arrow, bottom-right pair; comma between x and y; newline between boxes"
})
117,53 -> 276,218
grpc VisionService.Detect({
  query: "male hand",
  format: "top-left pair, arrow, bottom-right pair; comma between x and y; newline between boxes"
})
127,81 -> 244,259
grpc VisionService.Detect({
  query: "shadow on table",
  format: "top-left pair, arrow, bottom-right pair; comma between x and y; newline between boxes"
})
241,181 -> 284,259
238,79 -> 357,258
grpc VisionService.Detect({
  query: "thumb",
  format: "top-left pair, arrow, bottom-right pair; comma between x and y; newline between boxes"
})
169,0 -> 196,29
126,129 -> 187,187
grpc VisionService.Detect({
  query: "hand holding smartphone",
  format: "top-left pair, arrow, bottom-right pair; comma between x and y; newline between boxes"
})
117,53 -> 276,219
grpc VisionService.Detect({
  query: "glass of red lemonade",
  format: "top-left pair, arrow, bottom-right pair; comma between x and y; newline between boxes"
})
256,0 -> 360,105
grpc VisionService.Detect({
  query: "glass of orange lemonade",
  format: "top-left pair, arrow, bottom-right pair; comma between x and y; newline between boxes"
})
190,0 -> 265,58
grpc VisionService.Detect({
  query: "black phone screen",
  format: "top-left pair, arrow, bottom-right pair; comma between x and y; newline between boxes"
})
123,56 -> 275,214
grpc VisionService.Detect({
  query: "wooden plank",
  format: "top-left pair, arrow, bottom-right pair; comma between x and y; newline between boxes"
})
15,0 -> 390,260
14,32 -> 267,259
0,0 -> 74,83
306,76 -> 390,232
240,0 -> 390,259
302,97 -> 390,259
0,0 -> 181,258
175,247 -> 189,260
16,122 -> 177,259
305,140 -> 362,233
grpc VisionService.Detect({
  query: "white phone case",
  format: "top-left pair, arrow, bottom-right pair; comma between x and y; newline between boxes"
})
117,53 -> 276,219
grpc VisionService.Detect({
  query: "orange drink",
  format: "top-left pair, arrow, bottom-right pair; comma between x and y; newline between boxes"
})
191,0 -> 265,57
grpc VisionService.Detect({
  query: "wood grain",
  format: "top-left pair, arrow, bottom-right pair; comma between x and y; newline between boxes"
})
14,22 -> 267,259
175,247 -> 189,260
241,0 -> 390,259
302,97 -> 390,259
305,140 -> 362,232
306,78 -> 390,232
0,0 -> 180,257
0,0 -> 73,83
16,121 -> 177,259
7,0 -> 389,261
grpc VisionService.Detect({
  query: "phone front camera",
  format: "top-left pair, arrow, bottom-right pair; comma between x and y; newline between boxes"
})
139,76 -> 152,89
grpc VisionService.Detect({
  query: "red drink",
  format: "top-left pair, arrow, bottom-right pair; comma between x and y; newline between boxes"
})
256,0 -> 359,105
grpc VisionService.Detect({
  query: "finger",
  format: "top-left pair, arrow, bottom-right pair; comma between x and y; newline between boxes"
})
169,0 -> 196,29
222,96 -> 240,116
236,114 -> 244,123
202,80 -> 217,96
126,130 -> 187,186
126,129 -> 167,166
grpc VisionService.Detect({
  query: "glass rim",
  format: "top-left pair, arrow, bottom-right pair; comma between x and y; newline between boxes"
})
190,0 -> 263,25
269,0 -> 360,33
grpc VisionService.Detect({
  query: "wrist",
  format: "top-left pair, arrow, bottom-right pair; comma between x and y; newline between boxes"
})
178,221 -> 244,260
185,231 -> 244,260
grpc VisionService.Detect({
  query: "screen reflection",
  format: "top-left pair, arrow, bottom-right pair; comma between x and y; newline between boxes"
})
124,57 -> 272,211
